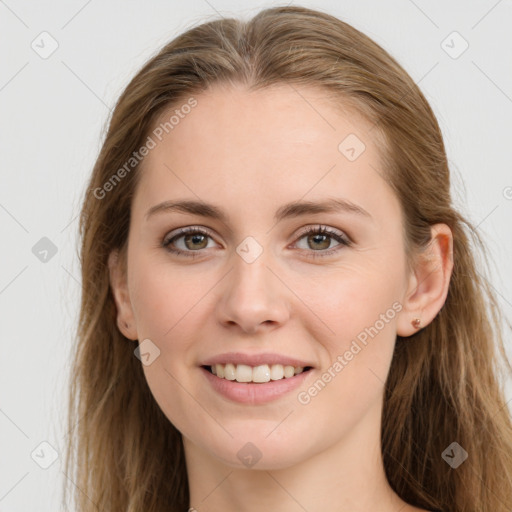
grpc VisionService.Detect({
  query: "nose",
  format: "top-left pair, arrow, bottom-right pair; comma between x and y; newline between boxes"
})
216,248 -> 291,334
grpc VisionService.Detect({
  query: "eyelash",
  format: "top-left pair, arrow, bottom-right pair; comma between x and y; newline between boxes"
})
162,225 -> 351,259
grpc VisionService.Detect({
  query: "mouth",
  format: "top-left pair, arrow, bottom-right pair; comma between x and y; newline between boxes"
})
201,363 -> 314,384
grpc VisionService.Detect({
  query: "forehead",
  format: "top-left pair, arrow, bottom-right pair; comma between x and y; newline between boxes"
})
133,83 -> 398,224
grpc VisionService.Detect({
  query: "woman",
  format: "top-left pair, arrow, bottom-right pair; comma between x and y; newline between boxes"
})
64,5 -> 512,511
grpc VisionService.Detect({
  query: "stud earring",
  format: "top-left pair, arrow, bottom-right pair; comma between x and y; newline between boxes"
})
411,318 -> 421,329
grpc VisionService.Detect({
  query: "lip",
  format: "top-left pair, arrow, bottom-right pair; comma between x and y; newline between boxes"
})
200,352 -> 314,368
200,366 -> 314,405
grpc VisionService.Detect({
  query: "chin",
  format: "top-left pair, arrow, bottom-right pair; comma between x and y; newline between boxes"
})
201,430 -> 316,471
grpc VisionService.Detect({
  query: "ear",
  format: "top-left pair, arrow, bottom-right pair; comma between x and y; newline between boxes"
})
396,223 -> 454,337
108,249 -> 138,340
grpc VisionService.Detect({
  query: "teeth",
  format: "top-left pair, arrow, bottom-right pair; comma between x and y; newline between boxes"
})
215,364 -> 224,378
270,364 -> 284,380
224,363 -> 236,381
209,363 -> 307,383
252,365 -> 271,383
236,364 -> 253,382
283,365 -> 295,378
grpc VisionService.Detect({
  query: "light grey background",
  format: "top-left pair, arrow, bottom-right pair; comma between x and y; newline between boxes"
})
1,0 -> 511,510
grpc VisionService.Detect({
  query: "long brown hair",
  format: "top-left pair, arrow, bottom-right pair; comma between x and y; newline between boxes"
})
63,6 -> 512,511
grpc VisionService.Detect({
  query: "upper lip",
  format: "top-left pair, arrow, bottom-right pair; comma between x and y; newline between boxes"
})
201,352 -> 314,368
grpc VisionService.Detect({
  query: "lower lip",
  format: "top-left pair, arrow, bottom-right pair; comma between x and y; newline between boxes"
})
200,366 -> 312,405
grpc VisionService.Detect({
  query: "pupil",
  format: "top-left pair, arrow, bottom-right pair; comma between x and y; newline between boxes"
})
310,234 -> 329,250
186,234 -> 207,250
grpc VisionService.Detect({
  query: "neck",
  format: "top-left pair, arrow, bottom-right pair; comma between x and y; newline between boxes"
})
183,402 -> 414,512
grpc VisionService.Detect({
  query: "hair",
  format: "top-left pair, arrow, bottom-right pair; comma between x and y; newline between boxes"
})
63,5 -> 512,512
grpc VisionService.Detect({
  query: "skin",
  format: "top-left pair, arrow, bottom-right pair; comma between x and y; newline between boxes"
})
109,82 -> 453,512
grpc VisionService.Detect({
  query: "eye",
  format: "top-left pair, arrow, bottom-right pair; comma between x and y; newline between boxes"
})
293,225 -> 351,258
162,227 -> 217,257
162,225 -> 351,259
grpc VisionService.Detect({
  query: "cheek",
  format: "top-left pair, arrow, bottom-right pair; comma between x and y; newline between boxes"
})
128,258 -> 217,428
290,261 -> 402,408
292,259 -> 403,344
131,283 -> 203,435
130,257 -> 205,339
293,272 -> 400,438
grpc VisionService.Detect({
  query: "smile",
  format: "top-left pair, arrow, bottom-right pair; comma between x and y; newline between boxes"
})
204,363 -> 313,383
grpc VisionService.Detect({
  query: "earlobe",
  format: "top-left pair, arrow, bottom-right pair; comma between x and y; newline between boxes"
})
108,249 -> 138,340
396,223 -> 454,337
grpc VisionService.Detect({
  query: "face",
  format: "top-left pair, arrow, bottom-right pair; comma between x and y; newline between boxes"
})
115,83 -> 414,470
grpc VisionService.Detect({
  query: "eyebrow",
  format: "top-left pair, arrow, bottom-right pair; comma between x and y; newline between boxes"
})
145,198 -> 372,223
